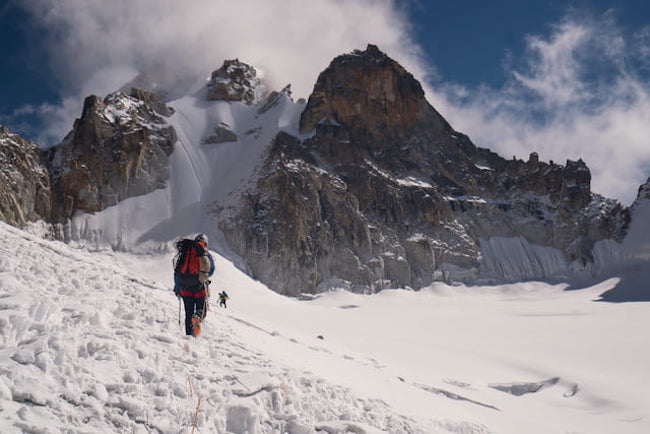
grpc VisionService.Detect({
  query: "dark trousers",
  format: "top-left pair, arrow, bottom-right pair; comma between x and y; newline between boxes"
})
182,295 -> 206,335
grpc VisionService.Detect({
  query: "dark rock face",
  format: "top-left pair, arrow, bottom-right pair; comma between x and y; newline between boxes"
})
207,59 -> 265,105
47,90 -> 176,221
636,177 -> 650,201
129,88 -> 175,117
0,126 -> 51,227
204,124 -> 238,145
218,45 -> 629,295
299,44 -> 447,141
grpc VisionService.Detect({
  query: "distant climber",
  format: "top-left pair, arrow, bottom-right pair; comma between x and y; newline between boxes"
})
218,291 -> 229,308
173,233 -> 215,336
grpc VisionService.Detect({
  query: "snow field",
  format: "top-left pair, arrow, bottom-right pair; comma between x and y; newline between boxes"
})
0,222 -> 440,433
3,56 -> 649,433
127,246 -> 650,433
2,218 -> 650,432
200,259 -> 650,434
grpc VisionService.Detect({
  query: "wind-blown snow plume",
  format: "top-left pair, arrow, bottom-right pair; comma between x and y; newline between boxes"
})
429,12 -> 650,205
18,0 -> 427,146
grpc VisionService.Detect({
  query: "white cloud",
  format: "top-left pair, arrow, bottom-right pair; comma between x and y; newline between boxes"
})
633,25 -> 650,71
426,13 -> 650,205
18,0 -> 428,146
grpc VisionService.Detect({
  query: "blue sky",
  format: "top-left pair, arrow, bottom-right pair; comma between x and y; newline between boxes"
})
1,0 -> 649,204
408,0 -> 649,85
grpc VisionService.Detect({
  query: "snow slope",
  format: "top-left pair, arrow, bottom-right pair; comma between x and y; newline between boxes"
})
2,221 -> 649,433
68,86 -> 305,253
0,222 -> 433,433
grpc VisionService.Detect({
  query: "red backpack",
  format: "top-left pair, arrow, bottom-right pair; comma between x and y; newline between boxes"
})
174,239 -> 204,288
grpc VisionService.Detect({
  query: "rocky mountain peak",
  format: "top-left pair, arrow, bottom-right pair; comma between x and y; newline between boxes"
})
636,177 -> 650,202
0,45 -> 642,297
207,59 -> 266,105
217,46 -> 631,295
129,88 -> 175,117
47,90 -> 176,221
299,44 -> 450,142
0,126 -> 51,227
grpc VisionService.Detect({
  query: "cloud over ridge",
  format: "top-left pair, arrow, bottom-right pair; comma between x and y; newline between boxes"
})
14,2 -> 650,204
18,0 -> 427,144
428,12 -> 650,204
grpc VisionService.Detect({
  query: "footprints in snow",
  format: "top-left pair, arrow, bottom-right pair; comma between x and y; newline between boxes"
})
227,312 -> 387,370
230,314 -> 582,409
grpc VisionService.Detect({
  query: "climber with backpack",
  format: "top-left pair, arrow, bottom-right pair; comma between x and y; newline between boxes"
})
218,291 -> 229,308
173,233 -> 215,336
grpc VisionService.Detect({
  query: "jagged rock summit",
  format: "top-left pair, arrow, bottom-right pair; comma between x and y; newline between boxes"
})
207,59 -> 266,105
47,89 -> 177,221
621,177 -> 650,260
217,45 -> 629,295
0,126 -> 51,227
636,177 -> 650,201
299,44 -> 447,140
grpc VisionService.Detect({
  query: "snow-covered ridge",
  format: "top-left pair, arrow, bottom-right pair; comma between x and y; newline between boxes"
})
67,82 -> 304,252
0,128 -> 48,180
444,196 -> 488,204
0,126 -> 50,228
396,176 -> 433,188
100,92 -> 168,129
364,159 -> 434,189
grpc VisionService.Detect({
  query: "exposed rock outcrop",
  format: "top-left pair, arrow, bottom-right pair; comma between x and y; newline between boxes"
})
47,90 -> 177,221
217,45 -> 629,295
621,177 -> 650,260
207,59 -> 266,105
299,44 -> 450,142
0,126 -> 51,227
636,177 -> 650,201
204,124 -> 238,145
129,88 -> 175,117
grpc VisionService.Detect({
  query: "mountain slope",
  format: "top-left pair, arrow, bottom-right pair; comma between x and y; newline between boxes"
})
0,221 -> 440,433
0,126 -> 51,226
216,45 -> 629,294
2,222 -> 650,433
595,177 -> 650,301
62,75 -> 305,253
0,47 -> 644,296
47,90 -> 177,222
